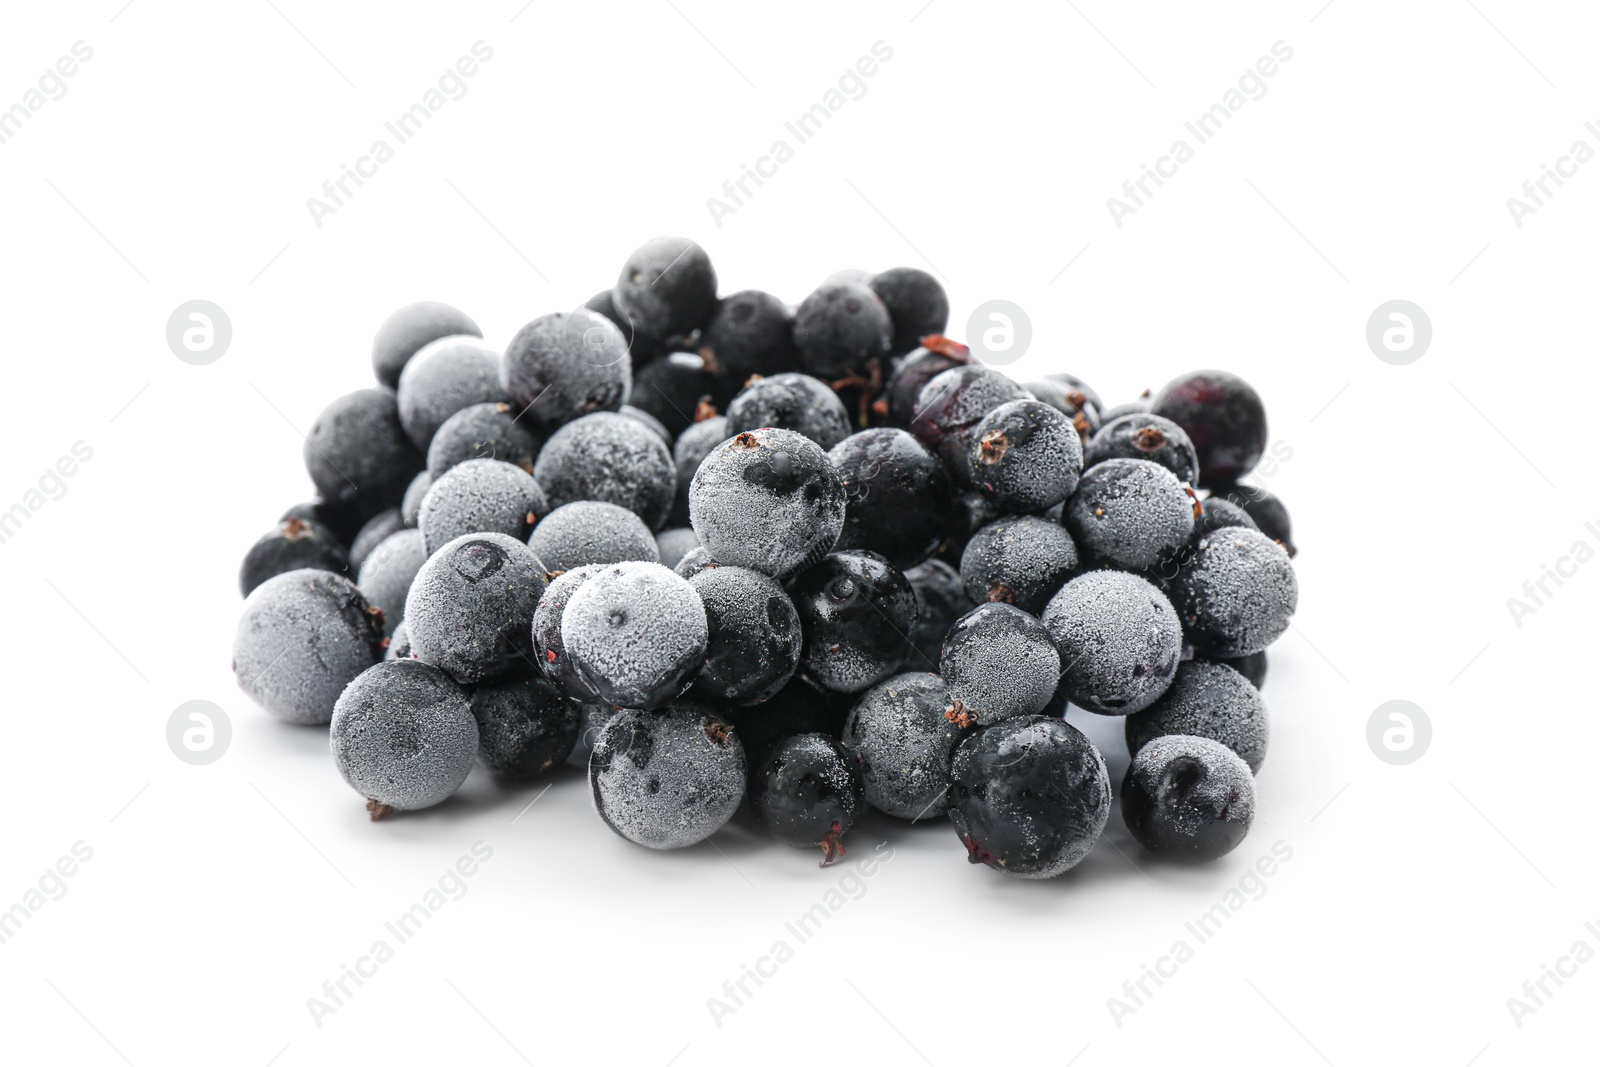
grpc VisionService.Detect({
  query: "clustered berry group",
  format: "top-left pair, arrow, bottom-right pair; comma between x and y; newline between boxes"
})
233,236 -> 1300,877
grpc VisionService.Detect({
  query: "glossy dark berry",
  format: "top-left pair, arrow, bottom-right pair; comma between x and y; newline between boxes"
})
749,733 -> 866,865
234,569 -> 385,724
1084,413 -> 1199,486
900,559 -> 973,672
936,489 -> 1004,568
589,703 -> 745,850
940,603 -> 1060,727
948,716 -> 1110,879
1125,658 -> 1269,772
1121,735 -> 1255,861
699,289 -> 799,389
792,550 -> 916,694
1220,650 -> 1268,690
331,659 -> 477,818
959,515 -> 1079,615
867,267 -> 948,359
470,672 -> 581,779
721,673 -> 854,760
1041,570 -> 1182,715
1064,458 -> 1195,572
882,336 -> 970,428
395,339 -> 506,450
792,282 -> 892,379
725,372 -> 851,451
1219,483 -> 1297,557
1170,527 -> 1297,657
690,566 -> 802,706
502,310 -> 632,434
534,411 -> 675,531
405,533 -> 547,684
531,565 -> 606,701
348,508 -> 407,573
240,516 -> 349,597
1023,379 -> 1101,444
842,672 -> 962,820
612,237 -> 718,343
357,528 -> 427,636
968,399 -> 1083,513
688,428 -> 846,577
561,562 -> 707,709
1150,370 -> 1268,489
418,458 -> 547,554
526,501 -> 658,574
830,428 -> 954,570
911,364 -> 1030,488
426,401 -> 541,480
629,351 -> 724,440
1192,496 -> 1258,541
304,388 -> 424,521
279,498 -> 368,546
371,300 -> 481,390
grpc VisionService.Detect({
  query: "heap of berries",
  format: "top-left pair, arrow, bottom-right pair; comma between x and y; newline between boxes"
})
234,237 -> 1298,876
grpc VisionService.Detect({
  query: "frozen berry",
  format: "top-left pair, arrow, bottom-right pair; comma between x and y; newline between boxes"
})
792,550 -> 916,694
621,404 -> 671,443
502,310 -> 631,433
427,401 -> 541,479
470,672 -> 581,779
842,672 -> 961,820
612,237 -> 718,342
882,336 -> 970,428
1022,379 -> 1101,444
348,508 -> 406,573
400,471 -> 430,526
386,620 -> 411,660
937,489 -> 1004,568
721,673 -> 852,759
331,659 -> 477,817
654,527 -> 701,571
940,603 -> 1060,726
869,267 -> 948,358
1150,370 -> 1267,489
699,290 -> 799,389
1125,658 -> 1269,772
630,351 -> 723,440
948,716 -> 1110,879
1219,483 -> 1297,557
670,413 -> 729,526
527,501 -> 658,576
371,300 -> 481,389
396,339 -> 506,450
1084,413 -> 1199,486
1220,650 -> 1268,690
405,533 -> 547,684
689,566 -> 802,706
1121,734 -> 1255,861
418,458 -> 548,554
562,562 -> 707,709
749,733 -> 866,865
304,388 -> 424,521
968,399 -> 1083,513
532,565 -> 606,701
279,498 -> 367,546
912,364 -> 1030,488
673,545 -> 720,579
1041,570 -> 1181,715
688,428 -> 846,577
1042,372 -> 1104,416
901,559 -> 973,671
234,569 -> 385,724
566,702 -> 615,767
959,515 -> 1079,615
830,428 -> 954,569
793,282 -> 892,379
534,412 -> 675,531
589,703 -> 745,849
1192,496 -> 1258,539
587,287 -> 668,369
240,516 -> 349,597
1170,527 -> 1297,657
357,528 -> 427,636
1064,458 -> 1195,572
725,373 -> 851,451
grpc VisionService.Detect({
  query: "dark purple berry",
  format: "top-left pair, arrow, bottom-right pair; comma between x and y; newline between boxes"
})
968,399 -> 1083,513
793,550 -> 916,694
590,703 -> 745,849
940,603 -> 1060,727
725,372 -> 851,451
911,364 -> 1030,488
690,566 -> 802,706
304,388 -> 424,522
534,412 -> 675,531
842,672 -> 961,820
1121,734 -> 1255,861
830,428 -> 955,570
749,733 -> 866,865
1084,413 -> 1199,486
240,516 -> 349,597
470,672 -> 581,780
1150,370 -> 1268,489
1064,458 -> 1195,573
371,300 -> 481,390
501,310 -> 631,434
688,428 -> 846,577
869,267 -> 949,358
1041,570 -> 1182,715
426,401 -> 541,480
1219,483 -> 1297,557
612,237 -> 718,343
1125,658 -> 1269,772
959,515 -> 1079,615
699,289 -> 800,389
792,282 -> 892,379
1170,527 -> 1297,657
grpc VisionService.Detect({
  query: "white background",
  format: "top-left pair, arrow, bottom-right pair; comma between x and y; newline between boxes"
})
0,1 -> 1594,1064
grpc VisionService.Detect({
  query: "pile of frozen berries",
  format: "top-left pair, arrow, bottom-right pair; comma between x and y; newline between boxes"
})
234,237 -> 1299,877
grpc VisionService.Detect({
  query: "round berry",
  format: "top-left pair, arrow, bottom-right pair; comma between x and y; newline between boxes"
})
689,566 -> 802,706
371,300 -> 480,389
1170,527 -> 1297,657
561,562 -> 708,709
869,267 -> 948,358
304,388 -> 424,521
842,672 -> 962,820
240,516 -> 349,597
418,458 -> 547,554
1150,370 -> 1267,489
1064,458 -> 1195,572
405,533 -> 547,684
612,237 -> 718,342
1219,483 -> 1297,557
1192,495 -> 1258,539
749,733 -> 867,865
401,471 -> 430,526
470,672 -> 581,779
968,399 -> 1083,513
1121,734 -> 1255,861
882,336 -> 970,428
526,500 -> 658,573
234,569 -> 386,724
1220,650 -> 1268,690
725,372 -> 852,451
427,401 -> 541,479
331,659 -> 477,817
654,527 -> 701,571
1023,379 -> 1101,444
912,364 -> 1030,488
673,545 -> 720,579
533,411 -> 674,530
948,716 -> 1110,879
630,351 -> 723,440
531,565 -> 606,701
586,287 -> 668,369
670,414 -> 730,526
830,428 -> 954,569
793,282 -> 892,379
1084,412 -> 1199,485
621,404 -> 671,443
1125,658 -> 1269,772
793,550 -> 916,694
700,289 -> 799,389
357,528 -> 427,636
959,515 -> 1079,615
1041,570 -> 1182,715
900,559 -> 973,672
589,703 -> 745,850
501,310 -> 631,433
348,508 -> 407,573
940,603 -> 1060,727
688,428 -> 846,577
721,673 -> 853,759
395,339 -> 505,450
